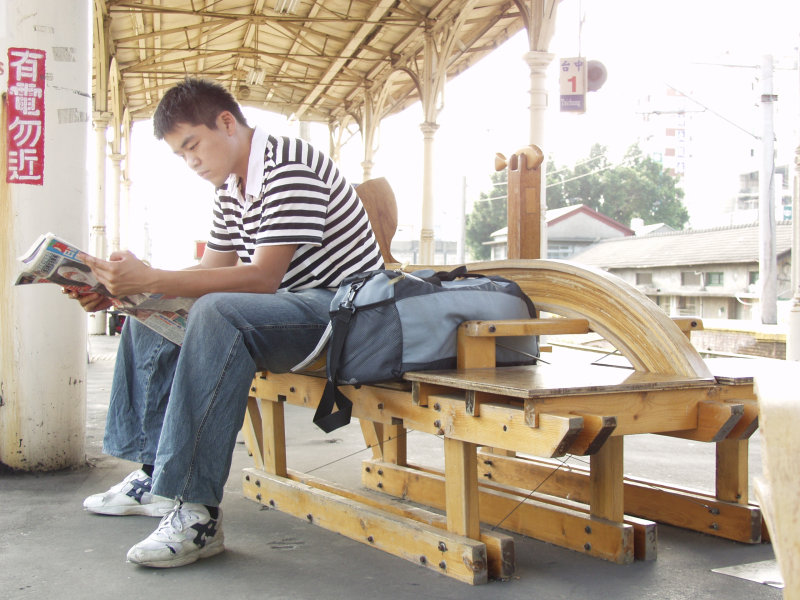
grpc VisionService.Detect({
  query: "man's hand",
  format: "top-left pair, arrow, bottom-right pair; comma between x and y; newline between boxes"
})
62,289 -> 113,313
82,250 -> 155,297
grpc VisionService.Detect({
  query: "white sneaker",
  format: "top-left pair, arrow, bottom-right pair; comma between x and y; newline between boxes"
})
126,502 -> 225,568
83,469 -> 173,517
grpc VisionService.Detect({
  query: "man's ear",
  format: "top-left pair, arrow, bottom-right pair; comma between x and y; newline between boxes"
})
218,111 -> 237,135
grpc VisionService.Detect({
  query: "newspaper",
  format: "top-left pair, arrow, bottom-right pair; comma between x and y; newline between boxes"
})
15,232 -> 195,346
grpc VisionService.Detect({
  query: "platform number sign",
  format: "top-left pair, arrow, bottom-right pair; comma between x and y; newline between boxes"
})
560,57 -> 587,113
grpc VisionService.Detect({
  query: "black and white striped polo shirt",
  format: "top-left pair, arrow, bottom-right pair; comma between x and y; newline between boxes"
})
207,128 -> 383,290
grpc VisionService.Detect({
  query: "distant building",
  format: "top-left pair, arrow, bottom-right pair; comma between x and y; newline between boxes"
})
571,222 -> 793,321
730,165 -> 794,225
630,217 -> 675,236
486,204 -> 634,260
390,239 -> 458,265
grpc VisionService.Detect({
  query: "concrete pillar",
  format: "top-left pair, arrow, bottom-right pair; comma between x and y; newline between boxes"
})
419,121 -> 439,264
525,50 -> 555,258
525,50 -> 555,149
109,152 -> 123,253
89,112 -> 110,335
360,160 -> 374,182
121,176 -> 132,251
92,112 -> 110,260
0,0 -> 91,470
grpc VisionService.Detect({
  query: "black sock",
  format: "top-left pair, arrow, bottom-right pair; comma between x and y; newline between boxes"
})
141,464 -> 154,477
205,505 -> 219,519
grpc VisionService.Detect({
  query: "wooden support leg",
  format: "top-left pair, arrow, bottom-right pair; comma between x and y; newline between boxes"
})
444,438 -> 481,539
383,423 -> 407,466
359,419 -> 384,459
244,396 -> 264,470
716,438 -> 749,504
261,400 -> 287,477
590,436 -> 624,522
359,420 -> 407,465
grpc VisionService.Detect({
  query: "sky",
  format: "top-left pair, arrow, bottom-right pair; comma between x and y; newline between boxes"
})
125,0 -> 800,269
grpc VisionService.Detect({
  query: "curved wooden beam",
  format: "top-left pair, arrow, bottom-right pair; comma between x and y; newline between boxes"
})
430,259 -> 712,379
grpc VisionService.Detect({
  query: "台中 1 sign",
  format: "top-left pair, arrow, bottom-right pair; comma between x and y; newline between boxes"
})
6,47 -> 46,185
559,56 -> 587,113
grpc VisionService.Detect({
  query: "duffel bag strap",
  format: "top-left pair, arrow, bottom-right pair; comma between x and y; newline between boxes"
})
313,308 -> 354,433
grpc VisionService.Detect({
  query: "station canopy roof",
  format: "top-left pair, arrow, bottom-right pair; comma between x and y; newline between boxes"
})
96,0 -> 528,125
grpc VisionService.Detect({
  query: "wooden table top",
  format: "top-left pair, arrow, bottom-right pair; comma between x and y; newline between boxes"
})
702,357 -> 762,384
404,363 -> 715,399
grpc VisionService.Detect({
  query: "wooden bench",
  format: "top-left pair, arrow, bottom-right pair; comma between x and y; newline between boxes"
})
239,163 -> 763,585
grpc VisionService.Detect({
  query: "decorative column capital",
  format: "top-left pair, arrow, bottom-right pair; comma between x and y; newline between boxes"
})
419,121 -> 440,138
92,111 -> 112,129
523,51 -> 556,72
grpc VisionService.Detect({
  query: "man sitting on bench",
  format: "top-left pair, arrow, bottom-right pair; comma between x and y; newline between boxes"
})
69,77 -> 383,568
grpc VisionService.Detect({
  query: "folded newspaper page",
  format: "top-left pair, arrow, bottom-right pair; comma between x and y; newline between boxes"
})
290,321 -> 331,373
15,232 -> 195,346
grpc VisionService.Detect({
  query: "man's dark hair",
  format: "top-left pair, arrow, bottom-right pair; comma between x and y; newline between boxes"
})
153,78 -> 249,139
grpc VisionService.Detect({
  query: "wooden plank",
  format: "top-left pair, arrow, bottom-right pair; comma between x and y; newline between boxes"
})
564,412 -> 617,455
433,398 -> 584,458
716,438 -> 749,504
413,459 -> 656,561
363,460 -> 634,564
444,438 -> 480,539
382,423 -> 408,466
253,370 -> 713,440
260,399 -> 287,477
243,468 -> 489,585
704,357 -> 760,385
356,177 -> 400,264
285,468 -> 516,581
476,450 -> 762,543
457,327 -> 495,369
590,436 -> 624,522
243,396 -> 264,470
506,147 -> 543,260
663,400 -> 744,443
460,318 -> 591,337
457,261 -> 714,380
412,381 -> 458,407
724,398 -> 759,440
359,419 -> 384,460
253,373 -> 581,458
526,386 -> 730,436
671,317 -> 703,338
405,363 -> 714,400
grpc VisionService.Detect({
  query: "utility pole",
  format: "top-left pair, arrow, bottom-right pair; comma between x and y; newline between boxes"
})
786,47 -> 800,360
759,54 -> 778,324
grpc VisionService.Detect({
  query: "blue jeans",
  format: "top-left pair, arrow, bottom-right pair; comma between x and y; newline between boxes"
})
103,289 -> 333,506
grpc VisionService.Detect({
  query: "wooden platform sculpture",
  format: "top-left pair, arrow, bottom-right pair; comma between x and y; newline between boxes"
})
240,153 -> 763,585
754,364 -> 800,598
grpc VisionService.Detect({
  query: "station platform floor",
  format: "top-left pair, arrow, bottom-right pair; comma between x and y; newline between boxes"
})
0,334 -> 784,599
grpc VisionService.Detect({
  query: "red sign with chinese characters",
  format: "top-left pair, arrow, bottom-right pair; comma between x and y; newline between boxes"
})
6,47 -> 46,185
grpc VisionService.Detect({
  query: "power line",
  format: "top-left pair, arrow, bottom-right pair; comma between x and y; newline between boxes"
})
664,82 -> 760,139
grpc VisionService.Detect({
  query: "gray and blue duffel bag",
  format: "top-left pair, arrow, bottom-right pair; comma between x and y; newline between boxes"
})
313,266 -> 539,432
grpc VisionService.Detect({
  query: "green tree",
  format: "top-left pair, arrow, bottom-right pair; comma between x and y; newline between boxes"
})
547,144 -> 609,212
600,145 -> 688,228
465,170 -> 507,260
546,143 -> 688,229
